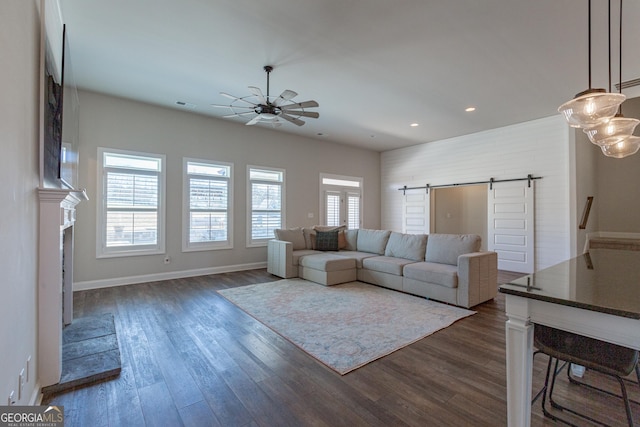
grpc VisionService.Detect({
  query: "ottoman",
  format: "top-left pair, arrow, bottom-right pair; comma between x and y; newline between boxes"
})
299,254 -> 357,286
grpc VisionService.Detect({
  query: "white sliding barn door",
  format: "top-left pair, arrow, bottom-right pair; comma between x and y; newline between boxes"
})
487,181 -> 535,273
402,191 -> 430,234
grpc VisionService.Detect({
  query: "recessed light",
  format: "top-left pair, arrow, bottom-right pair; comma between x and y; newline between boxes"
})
410,123 -> 419,127
465,107 -> 476,112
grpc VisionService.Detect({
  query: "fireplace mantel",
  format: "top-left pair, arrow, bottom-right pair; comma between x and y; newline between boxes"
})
37,187 -> 85,387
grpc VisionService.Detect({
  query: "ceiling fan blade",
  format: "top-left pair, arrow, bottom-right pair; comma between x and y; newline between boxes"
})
280,100 -> 319,110
219,92 -> 257,106
273,90 -> 298,106
220,92 -> 240,100
210,104 -> 254,109
281,110 -> 319,119
279,113 -> 305,127
248,86 -> 267,104
245,115 -> 262,126
223,111 -> 256,118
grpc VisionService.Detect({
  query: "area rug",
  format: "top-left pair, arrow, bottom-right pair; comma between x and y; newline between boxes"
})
218,279 -> 475,374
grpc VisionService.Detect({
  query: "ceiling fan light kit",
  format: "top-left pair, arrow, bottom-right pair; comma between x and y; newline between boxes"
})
558,0 -> 638,158
211,65 -> 319,128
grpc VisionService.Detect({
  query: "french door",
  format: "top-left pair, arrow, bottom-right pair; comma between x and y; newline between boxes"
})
325,191 -> 360,229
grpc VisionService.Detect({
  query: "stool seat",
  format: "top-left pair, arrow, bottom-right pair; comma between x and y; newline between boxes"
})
533,323 -> 640,426
535,324 -> 639,377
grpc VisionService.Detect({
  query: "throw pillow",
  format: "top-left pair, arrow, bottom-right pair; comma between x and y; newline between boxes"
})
315,230 -> 339,251
338,230 -> 347,249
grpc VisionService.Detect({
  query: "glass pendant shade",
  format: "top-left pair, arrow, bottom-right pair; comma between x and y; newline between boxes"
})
600,136 -> 640,158
558,89 -> 626,128
584,116 -> 640,146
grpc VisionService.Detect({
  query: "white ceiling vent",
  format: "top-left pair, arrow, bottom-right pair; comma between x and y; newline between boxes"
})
175,101 -> 197,109
615,78 -> 640,91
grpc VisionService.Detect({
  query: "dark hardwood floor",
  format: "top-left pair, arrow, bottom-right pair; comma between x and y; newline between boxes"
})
44,269 -> 639,426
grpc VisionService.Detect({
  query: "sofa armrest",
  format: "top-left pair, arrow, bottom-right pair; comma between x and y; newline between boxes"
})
267,239 -> 297,278
457,251 -> 498,308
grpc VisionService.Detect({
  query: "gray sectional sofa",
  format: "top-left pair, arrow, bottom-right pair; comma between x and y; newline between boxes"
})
267,227 -> 498,308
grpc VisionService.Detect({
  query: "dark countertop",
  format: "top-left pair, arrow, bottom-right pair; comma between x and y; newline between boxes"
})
499,249 -> 640,319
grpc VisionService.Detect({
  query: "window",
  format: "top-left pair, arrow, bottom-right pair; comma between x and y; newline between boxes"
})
183,158 -> 233,251
97,148 -> 165,257
248,166 -> 285,246
320,173 -> 362,229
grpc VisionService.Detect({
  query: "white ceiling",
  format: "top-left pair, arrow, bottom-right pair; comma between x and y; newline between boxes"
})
59,0 -> 640,152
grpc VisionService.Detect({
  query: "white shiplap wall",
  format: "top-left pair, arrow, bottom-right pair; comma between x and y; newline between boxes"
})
381,115 -> 574,271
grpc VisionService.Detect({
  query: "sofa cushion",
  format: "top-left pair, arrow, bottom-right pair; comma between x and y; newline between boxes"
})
292,249 -> 322,266
300,254 -> 356,272
403,262 -> 459,288
334,251 -> 377,268
303,227 -> 316,249
344,229 -> 358,251
362,256 -> 416,276
425,234 -> 481,265
384,232 -> 428,262
315,230 -> 339,251
356,229 -> 391,255
274,227 -> 306,250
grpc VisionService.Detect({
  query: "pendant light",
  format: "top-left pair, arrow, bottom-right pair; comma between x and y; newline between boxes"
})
600,136 -> 640,158
583,0 -> 640,155
558,0 -> 625,129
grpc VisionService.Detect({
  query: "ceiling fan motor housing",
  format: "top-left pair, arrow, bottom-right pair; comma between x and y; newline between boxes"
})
255,104 -> 280,118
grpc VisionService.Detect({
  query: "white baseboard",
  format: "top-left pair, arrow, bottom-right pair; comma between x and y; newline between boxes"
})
73,262 -> 267,291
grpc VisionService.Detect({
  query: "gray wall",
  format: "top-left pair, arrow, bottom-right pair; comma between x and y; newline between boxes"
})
0,0 -> 40,405
595,97 -> 640,233
573,95 -> 640,255
574,124 -> 599,253
432,185 -> 488,251
73,91 -> 381,285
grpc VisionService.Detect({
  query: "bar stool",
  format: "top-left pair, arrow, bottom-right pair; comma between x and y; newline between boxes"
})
534,323 -> 640,426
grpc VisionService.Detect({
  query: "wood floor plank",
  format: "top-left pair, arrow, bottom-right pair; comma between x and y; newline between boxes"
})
44,269 -> 639,426
178,400 -> 222,427
138,381 -> 184,427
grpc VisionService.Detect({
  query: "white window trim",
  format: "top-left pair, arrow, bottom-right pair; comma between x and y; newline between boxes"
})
319,173 -> 363,228
247,165 -> 286,247
96,147 -> 166,258
182,158 -> 234,252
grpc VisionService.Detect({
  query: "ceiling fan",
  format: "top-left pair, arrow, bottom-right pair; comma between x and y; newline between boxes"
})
211,65 -> 319,127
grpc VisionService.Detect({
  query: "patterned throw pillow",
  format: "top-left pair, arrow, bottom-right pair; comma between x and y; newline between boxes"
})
315,230 -> 339,251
